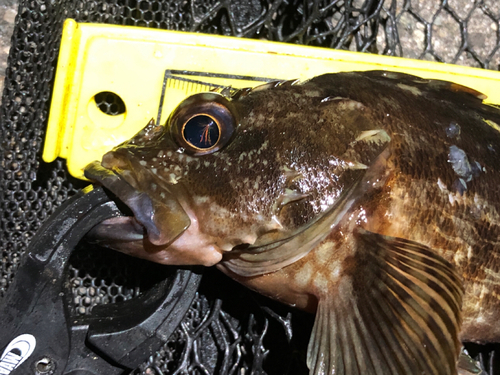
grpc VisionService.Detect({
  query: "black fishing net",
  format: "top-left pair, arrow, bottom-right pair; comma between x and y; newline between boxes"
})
1,0 -> 500,374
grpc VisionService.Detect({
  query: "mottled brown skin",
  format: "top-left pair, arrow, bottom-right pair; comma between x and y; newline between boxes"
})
86,71 -> 500,350
219,72 -> 500,343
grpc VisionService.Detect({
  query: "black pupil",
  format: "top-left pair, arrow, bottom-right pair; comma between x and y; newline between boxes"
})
183,115 -> 220,149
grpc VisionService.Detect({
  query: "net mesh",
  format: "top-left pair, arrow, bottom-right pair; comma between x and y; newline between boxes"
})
1,0 -> 500,374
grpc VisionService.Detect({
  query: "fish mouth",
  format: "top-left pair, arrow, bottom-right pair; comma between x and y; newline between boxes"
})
84,161 -> 191,247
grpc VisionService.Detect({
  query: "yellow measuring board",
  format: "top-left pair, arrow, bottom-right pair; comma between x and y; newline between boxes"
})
44,18 -> 500,180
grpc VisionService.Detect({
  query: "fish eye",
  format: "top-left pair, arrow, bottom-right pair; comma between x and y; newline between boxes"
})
182,114 -> 220,150
168,93 -> 237,155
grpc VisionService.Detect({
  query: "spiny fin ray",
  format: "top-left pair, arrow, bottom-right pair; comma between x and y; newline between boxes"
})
307,229 -> 463,375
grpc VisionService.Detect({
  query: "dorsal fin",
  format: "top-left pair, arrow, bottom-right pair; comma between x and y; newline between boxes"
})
359,70 -> 487,102
427,80 -> 487,100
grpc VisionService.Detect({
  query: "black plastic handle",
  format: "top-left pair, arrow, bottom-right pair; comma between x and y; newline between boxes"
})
0,186 -> 201,375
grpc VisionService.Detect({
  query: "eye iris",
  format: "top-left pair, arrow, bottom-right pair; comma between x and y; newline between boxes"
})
183,115 -> 220,149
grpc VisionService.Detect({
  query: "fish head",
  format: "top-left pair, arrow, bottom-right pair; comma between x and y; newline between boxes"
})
85,78 -> 391,271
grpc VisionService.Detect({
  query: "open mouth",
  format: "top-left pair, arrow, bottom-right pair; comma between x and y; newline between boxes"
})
84,161 -> 191,247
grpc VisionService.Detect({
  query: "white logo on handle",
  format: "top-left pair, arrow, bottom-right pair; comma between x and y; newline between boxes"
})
0,334 -> 36,375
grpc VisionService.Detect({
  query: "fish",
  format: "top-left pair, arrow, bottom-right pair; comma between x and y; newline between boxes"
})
84,70 -> 500,375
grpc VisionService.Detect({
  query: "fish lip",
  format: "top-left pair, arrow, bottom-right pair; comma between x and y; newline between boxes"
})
84,161 -> 134,195
84,161 -> 158,235
84,161 -> 190,246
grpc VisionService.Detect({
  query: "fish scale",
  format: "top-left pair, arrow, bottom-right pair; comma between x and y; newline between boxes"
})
84,70 -> 500,375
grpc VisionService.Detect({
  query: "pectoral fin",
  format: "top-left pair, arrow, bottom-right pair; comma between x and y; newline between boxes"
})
307,229 -> 463,375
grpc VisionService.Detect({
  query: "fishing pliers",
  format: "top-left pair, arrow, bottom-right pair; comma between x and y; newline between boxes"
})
0,186 -> 201,375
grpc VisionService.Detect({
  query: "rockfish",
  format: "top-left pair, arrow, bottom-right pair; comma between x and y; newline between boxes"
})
85,71 -> 500,375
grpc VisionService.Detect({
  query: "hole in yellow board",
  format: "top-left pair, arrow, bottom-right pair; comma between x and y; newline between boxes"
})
94,91 -> 126,116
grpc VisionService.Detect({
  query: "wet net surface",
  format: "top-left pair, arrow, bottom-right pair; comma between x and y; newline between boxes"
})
1,0 -> 500,374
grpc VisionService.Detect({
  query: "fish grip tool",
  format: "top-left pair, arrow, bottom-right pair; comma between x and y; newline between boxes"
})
0,186 -> 202,375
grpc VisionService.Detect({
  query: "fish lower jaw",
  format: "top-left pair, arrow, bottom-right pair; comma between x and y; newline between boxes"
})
86,214 -> 224,267
157,215 -> 222,267
164,230 -> 262,267
164,233 -> 224,267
